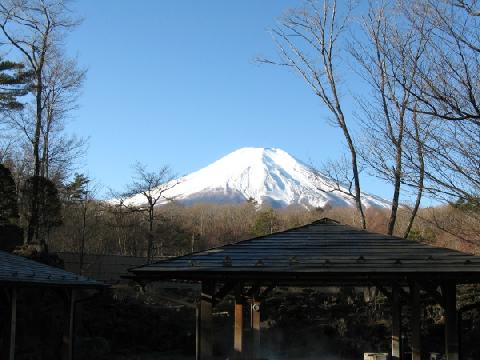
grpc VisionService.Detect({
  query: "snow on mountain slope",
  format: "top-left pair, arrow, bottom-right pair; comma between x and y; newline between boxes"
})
124,147 -> 390,209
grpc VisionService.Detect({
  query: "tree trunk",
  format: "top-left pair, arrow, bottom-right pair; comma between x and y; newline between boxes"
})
147,206 -> 154,262
343,126 -> 366,229
387,135 -> 404,235
351,149 -> 367,230
403,114 -> 424,238
40,112 -> 52,179
80,201 -> 87,274
27,72 -> 43,244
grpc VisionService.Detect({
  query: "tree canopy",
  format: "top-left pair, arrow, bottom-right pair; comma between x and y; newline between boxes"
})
0,163 -> 19,225
0,59 -> 31,111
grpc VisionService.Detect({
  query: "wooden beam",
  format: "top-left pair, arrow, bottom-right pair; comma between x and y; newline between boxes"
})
233,292 -> 244,359
391,284 -> 401,360
197,280 -> 215,360
9,287 -> 16,360
251,297 -> 261,360
410,282 -> 421,360
443,282 -> 459,360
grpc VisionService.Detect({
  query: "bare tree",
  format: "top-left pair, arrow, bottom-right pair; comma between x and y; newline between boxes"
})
400,0 -> 480,124
314,154 -> 367,221
0,128 -> 16,162
0,0 -> 81,242
402,109 -> 427,238
352,1 -> 430,234
351,0 -> 480,236
62,173 -> 97,273
397,0 -> 480,203
453,0 -> 480,16
118,162 -> 177,262
40,54 -> 86,180
259,0 -> 366,228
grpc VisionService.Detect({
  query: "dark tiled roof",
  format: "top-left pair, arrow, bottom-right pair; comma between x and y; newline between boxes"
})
130,219 -> 480,284
0,250 -> 103,287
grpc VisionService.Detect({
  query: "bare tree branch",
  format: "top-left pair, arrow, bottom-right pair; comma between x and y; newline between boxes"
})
259,0 -> 367,228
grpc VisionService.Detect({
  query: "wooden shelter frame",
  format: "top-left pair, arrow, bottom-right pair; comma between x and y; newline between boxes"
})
129,219 -> 480,360
0,250 -> 103,360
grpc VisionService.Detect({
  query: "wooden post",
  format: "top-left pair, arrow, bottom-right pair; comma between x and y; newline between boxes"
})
392,284 -> 401,360
251,297 -> 261,360
233,292 -> 244,359
61,289 -> 76,360
66,289 -> 76,360
197,280 -> 215,360
458,311 -> 463,360
9,287 -> 17,360
196,303 -> 200,360
444,282 -> 459,360
410,282 -> 421,360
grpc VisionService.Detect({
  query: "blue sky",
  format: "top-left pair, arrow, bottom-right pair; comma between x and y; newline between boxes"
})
65,0 -> 395,201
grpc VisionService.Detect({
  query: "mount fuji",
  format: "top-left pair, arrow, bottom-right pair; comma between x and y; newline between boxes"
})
124,147 -> 390,209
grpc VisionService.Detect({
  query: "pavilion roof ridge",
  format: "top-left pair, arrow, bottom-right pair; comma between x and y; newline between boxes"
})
128,219 -> 480,285
310,217 -> 340,225
135,218 -> 466,272
128,218 -> 328,272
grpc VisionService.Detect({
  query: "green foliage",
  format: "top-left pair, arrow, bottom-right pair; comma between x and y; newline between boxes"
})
0,58 -> 32,111
254,208 -> 281,236
0,163 -> 19,225
407,227 -> 436,244
62,173 -> 90,202
453,197 -> 480,213
20,176 -> 62,241
155,216 -> 191,256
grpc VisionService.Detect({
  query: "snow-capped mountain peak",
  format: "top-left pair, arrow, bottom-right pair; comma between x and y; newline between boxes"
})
124,147 -> 389,209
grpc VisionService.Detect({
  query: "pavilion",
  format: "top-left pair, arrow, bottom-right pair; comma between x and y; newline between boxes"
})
0,250 -> 104,360
129,218 -> 480,360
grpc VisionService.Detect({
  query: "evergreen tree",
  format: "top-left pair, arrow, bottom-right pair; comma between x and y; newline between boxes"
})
0,58 -> 31,111
0,164 -> 19,225
62,173 -> 91,272
1,1 -> 83,243
453,197 -> 480,213
20,176 -> 62,246
254,208 -> 280,236
63,173 -> 90,202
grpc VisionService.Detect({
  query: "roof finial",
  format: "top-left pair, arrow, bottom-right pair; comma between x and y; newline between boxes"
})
312,218 -> 340,225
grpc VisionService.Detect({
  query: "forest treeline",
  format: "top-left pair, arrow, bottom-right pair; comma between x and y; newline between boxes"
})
48,200 -> 480,259
0,0 -> 479,261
